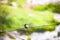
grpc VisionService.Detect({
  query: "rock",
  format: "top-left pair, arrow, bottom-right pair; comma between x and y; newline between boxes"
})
0,36 -> 4,40
3,35 -> 11,40
58,31 -> 60,37
55,25 -> 60,32
7,31 -> 25,40
19,35 -> 28,40
4,35 -> 11,40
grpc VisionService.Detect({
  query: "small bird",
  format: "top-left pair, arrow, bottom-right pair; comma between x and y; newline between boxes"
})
24,24 -> 29,29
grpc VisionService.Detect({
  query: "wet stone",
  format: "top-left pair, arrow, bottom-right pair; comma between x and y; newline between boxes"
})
58,32 -> 60,37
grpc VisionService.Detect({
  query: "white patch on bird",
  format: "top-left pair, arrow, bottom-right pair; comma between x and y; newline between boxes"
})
26,24 -> 29,28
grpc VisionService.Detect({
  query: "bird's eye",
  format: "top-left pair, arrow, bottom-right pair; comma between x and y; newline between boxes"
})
24,24 -> 29,29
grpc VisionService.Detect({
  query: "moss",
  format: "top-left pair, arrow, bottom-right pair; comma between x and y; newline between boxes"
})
27,37 -> 31,40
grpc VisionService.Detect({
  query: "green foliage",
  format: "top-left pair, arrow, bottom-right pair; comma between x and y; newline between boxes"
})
46,4 -> 60,13
32,5 -> 47,11
12,0 -> 27,4
0,1 -> 59,34
0,4 -> 57,33
32,4 -> 60,13
53,4 -> 60,13
27,37 -> 31,40
14,10 -> 57,33
46,4 -> 55,12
